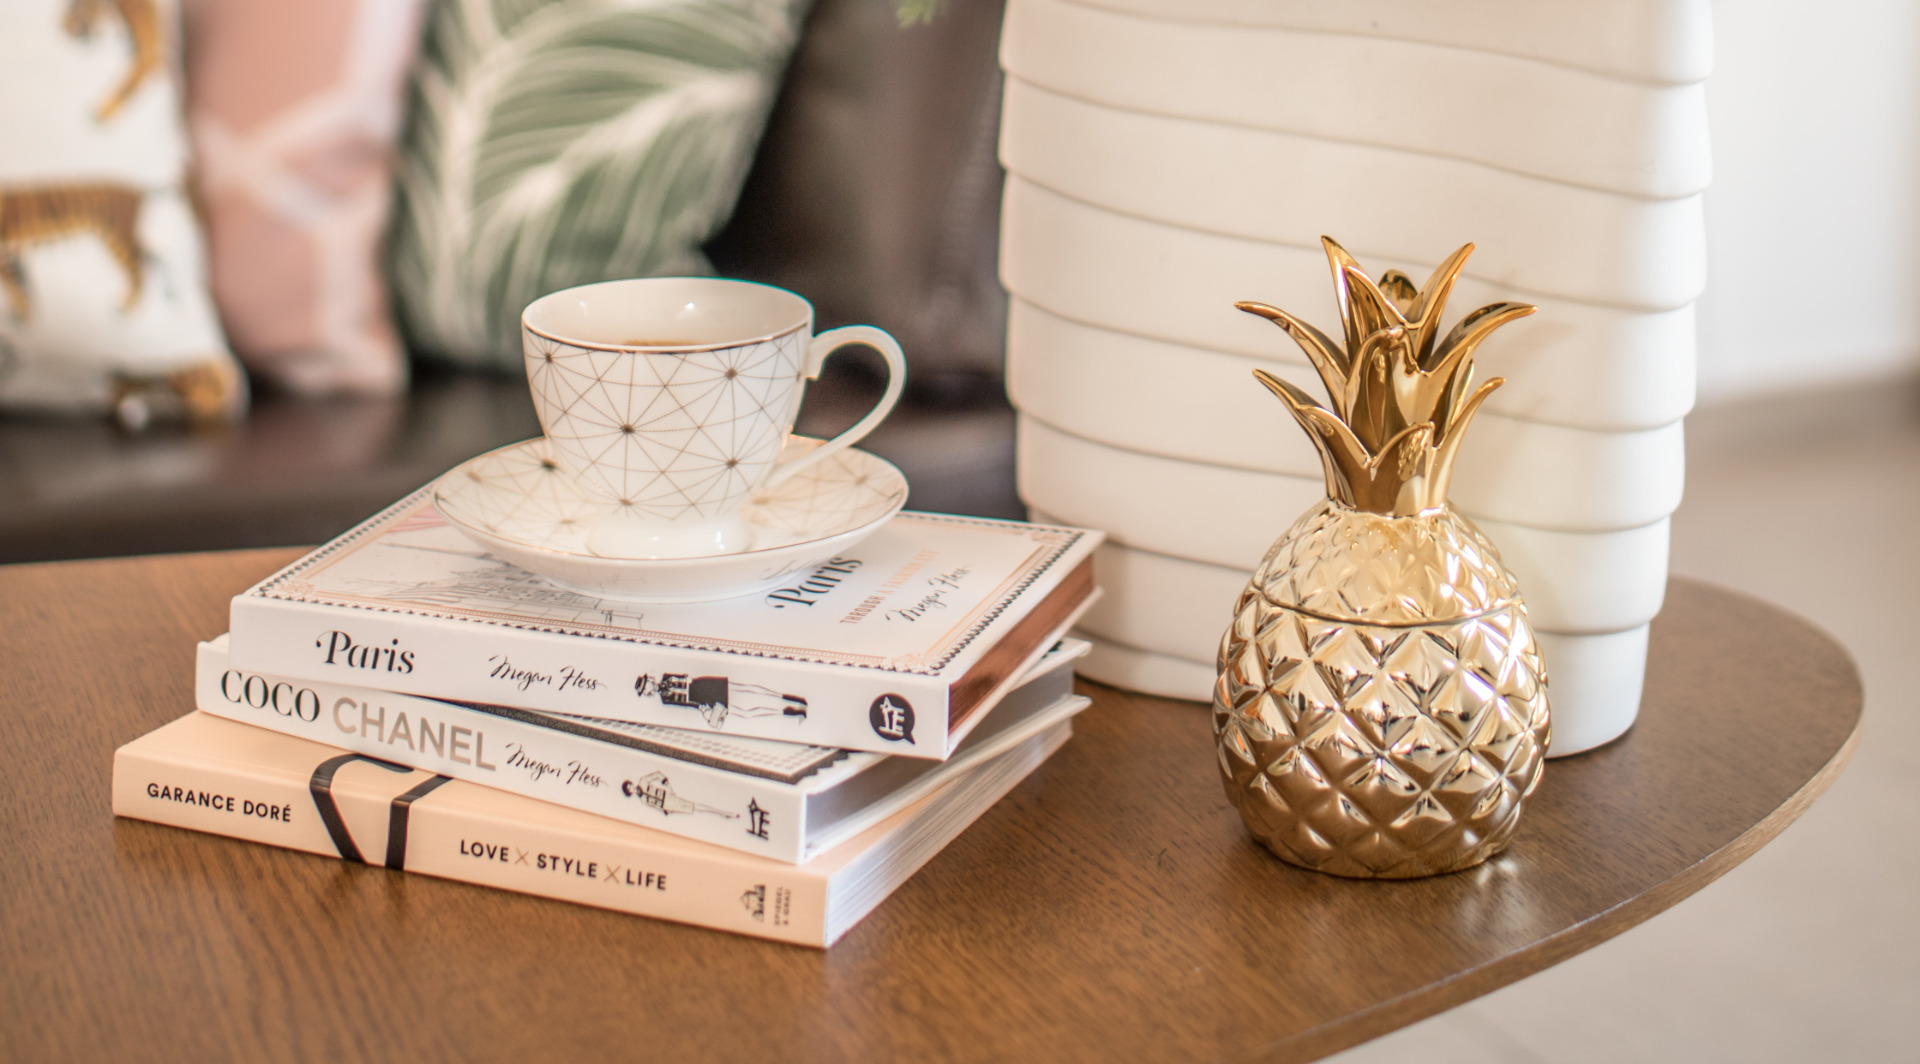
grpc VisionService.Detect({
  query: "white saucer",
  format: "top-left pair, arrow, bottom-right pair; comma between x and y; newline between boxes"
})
432,437 -> 908,603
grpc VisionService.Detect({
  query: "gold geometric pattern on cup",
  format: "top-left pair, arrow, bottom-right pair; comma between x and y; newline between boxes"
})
525,329 -> 807,522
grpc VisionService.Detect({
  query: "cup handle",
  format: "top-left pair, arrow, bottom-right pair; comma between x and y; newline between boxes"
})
765,325 -> 907,489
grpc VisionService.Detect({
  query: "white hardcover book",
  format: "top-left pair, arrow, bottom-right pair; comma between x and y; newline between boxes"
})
196,635 -> 1089,863
227,491 -> 1101,759
113,710 -> 1076,947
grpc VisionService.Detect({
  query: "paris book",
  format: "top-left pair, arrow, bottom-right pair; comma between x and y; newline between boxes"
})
226,489 -> 1100,759
113,698 -> 1082,948
196,634 -> 1088,863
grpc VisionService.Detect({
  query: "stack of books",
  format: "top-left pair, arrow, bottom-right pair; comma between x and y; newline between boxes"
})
113,488 -> 1102,946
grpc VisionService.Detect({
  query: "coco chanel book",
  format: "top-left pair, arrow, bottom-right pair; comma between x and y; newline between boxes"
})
196,635 -> 1088,862
227,489 -> 1100,758
112,704 -> 1077,947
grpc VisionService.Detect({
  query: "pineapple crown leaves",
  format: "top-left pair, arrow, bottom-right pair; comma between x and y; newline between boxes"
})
1237,236 -> 1535,516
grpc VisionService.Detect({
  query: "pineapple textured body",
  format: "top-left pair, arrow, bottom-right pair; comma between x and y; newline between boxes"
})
1219,235 -> 1549,877
1215,500 -> 1550,878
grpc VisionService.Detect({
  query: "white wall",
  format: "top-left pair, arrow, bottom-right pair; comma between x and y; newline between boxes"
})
1695,0 -> 1920,401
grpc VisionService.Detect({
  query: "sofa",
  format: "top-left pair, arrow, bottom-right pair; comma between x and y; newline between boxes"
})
0,0 -> 1019,564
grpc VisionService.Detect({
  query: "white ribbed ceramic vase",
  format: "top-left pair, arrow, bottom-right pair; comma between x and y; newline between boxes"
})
999,0 -> 1709,755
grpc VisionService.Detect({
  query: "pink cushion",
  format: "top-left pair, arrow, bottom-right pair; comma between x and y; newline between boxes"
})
182,0 -> 424,395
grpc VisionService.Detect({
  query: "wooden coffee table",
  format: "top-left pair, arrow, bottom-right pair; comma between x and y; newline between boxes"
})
0,551 -> 1860,1063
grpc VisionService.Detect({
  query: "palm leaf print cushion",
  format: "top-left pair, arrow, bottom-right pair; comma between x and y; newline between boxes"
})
388,0 -> 811,369
0,0 -> 247,426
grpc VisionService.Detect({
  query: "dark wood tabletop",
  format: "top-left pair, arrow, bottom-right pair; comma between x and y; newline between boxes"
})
0,551 -> 1861,1063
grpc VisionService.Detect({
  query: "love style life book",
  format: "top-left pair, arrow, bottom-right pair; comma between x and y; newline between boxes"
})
226,491 -> 1101,758
197,635 -> 1088,863
112,707 -> 1078,948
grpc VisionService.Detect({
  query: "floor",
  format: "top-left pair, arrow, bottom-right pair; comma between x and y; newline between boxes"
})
1328,379 -> 1920,1063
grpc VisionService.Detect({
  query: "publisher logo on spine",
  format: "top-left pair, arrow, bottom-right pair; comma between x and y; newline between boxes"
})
740,884 -> 792,926
868,694 -> 915,743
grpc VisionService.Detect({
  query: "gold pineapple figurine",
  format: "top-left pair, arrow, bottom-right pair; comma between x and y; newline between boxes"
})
1214,237 -> 1551,879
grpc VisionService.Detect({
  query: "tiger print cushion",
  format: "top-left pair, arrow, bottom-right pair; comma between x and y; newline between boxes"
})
181,0 -> 424,397
0,0 -> 246,425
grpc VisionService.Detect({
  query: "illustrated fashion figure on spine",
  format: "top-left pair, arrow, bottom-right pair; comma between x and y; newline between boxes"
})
635,673 -> 809,730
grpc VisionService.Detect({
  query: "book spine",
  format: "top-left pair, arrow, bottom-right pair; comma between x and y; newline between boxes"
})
113,740 -> 343,858
193,642 -> 813,862
111,727 -> 833,947
228,595 -> 956,758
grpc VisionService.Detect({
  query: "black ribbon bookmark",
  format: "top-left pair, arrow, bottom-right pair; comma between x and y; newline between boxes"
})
307,753 -> 419,864
385,775 -> 453,870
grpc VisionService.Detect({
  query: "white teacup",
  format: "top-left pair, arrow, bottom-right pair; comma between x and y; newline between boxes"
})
522,277 -> 905,558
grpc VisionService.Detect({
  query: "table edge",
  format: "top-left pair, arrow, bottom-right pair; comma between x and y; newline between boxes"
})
1257,597 -> 1867,1063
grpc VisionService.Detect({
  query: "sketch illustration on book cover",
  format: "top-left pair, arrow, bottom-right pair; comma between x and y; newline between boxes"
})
619,772 -> 737,819
635,672 -> 808,730
340,539 -> 648,628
